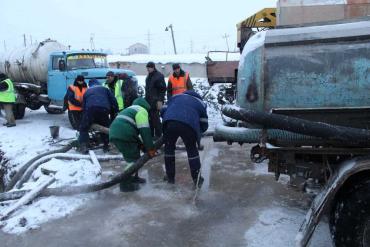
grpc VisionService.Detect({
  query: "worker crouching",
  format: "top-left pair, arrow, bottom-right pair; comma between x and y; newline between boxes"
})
161,90 -> 208,187
109,97 -> 156,192
79,79 -> 119,154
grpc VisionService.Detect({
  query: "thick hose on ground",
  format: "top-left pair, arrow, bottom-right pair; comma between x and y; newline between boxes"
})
0,138 -> 163,202
5,142 -> 75,192
213,125 -> 324,145
223,105 -> 370,146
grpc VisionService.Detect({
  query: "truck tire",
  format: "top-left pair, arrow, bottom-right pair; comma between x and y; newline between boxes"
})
68,110 -> 80,130
330,178 -> 370,247
44,105 -> 65,114
13,104 -> 26,120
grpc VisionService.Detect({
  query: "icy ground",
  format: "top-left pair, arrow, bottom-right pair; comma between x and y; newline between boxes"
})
0,78 -> 332,246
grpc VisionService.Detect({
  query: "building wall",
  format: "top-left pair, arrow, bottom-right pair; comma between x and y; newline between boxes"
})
277,0 -> 370,26
109,62 -> 207,77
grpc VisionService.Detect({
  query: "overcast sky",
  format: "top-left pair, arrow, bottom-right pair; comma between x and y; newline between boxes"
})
1,0 -> 277,54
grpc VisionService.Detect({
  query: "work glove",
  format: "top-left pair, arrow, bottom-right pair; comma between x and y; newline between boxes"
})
156,101 -> 163,110
148,148 -> 156,158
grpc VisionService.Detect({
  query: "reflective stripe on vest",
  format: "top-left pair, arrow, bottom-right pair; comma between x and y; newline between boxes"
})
169,72 -> 189,95
68,85 -> 86,111
0,79 -> 16,103
116,105 -> 149,129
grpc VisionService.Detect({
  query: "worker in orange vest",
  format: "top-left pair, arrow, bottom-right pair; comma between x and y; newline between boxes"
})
167,63 -> 193,99
66,75 -> 88,129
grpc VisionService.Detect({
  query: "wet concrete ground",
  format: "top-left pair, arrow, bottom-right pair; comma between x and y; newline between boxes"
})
0,137 -> 331,247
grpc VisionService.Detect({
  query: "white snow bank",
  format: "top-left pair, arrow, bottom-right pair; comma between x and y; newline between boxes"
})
22,158 -> 101,190
1,157 -> 101,234
108,53 -> 240,64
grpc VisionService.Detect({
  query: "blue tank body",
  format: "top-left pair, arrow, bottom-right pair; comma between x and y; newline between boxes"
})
237,20 -> 370,128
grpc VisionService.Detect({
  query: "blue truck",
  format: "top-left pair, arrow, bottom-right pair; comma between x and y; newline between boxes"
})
0,39 -> 136,122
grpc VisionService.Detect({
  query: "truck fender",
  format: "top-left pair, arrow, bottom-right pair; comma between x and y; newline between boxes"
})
296,156 -> 370,247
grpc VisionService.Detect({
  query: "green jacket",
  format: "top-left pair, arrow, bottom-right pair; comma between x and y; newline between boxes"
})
109,97 -> 154,150
0,79 -> 16,103
104,79 -> 124,111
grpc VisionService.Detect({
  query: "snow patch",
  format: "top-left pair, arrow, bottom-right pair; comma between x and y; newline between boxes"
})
1,195 -> 93,234
22,158 -> 101,190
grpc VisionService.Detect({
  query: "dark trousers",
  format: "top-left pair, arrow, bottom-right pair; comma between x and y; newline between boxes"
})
149,108 -> 162,138
79,106 -> 110,145
163,120 -> 200,181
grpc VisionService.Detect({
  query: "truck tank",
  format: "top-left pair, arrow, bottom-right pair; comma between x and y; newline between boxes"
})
0,39 -> 66,85
236,20 -> 370,129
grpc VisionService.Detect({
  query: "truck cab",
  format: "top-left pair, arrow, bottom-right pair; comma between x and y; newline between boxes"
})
47,51 -> 136,108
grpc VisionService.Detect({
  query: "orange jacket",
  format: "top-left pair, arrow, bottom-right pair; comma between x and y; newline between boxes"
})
68,85 -> 87,111
168,72 -> 189,96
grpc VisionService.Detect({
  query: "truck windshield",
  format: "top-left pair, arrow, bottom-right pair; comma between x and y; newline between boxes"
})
66,54 -> 108,70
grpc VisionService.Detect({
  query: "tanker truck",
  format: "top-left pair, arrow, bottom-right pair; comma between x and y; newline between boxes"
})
0,39 -> 136,121
213,19 -> 370,247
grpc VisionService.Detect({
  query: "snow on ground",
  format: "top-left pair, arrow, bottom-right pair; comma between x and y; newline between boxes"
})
0,108 -> 76,178
2,195 -> 94,234
0,109 -> 101,234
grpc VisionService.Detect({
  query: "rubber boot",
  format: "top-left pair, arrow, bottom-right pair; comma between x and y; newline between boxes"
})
119,176 -> 140,192
132,172 -> 146,184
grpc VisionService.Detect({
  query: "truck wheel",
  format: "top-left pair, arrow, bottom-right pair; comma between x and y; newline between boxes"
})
44,105 -> 65,114
13,104 -> 26,119
330,178 -> 370,247
68,110 -> 80,130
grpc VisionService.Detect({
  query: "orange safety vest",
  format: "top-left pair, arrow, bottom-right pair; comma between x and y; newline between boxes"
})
169,72 -> 189,96
68,85 -> 87,111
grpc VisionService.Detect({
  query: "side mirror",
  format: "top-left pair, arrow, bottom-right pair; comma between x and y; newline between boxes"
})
59,60 -> 66,71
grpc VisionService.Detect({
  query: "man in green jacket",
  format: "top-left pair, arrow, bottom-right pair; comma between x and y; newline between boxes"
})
0,73 -> 16,127
109,97 -> 156,191
104,71 -> 124,112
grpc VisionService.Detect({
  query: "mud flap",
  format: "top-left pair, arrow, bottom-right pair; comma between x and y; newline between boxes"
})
296,157 -> 370,247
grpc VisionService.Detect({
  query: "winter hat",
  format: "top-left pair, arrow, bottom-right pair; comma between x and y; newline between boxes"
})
76,75 -> 85,81
88,78 -> 100,87
146,61 -> 155,68
106,71 -> 115,77
172,63 -> 180,70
